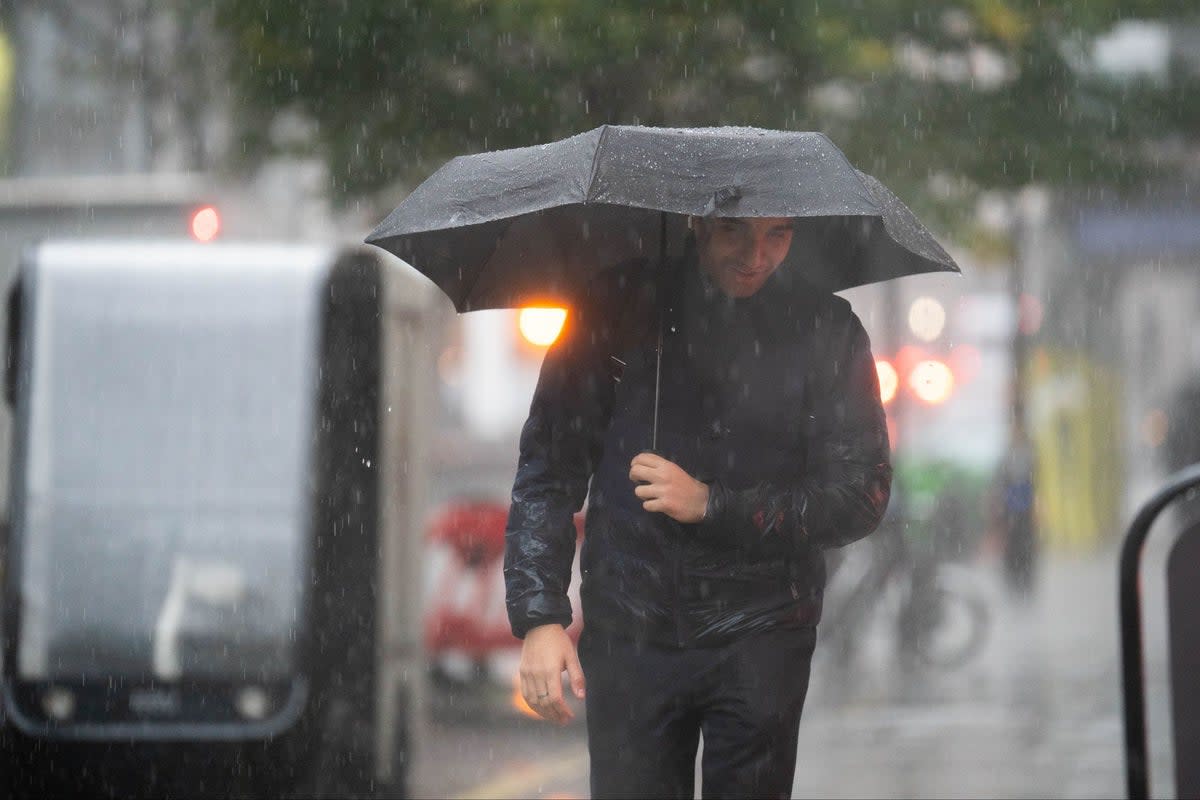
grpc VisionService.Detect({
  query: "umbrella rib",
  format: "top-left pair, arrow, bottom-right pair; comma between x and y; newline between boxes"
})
652,210 -> 666,452
456,249 -> 492,312
814,131 -> 879,212
583,125 -> 612,205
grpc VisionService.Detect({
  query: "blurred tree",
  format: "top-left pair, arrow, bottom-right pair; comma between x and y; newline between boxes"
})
819,2 -> 1200,199
211,0 -> 833,199
210,0 -> 1200,210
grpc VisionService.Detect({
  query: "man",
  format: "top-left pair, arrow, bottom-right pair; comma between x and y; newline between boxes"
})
504,214 -> 891,798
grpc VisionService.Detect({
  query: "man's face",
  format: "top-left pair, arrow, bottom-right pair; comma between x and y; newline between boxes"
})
694,216 -> 794,298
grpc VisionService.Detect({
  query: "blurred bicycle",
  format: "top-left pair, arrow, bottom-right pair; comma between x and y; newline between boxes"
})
821,490 -> 991,672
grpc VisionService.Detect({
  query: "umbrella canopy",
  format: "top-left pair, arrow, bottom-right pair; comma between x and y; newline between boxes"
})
366,125 -> 960,312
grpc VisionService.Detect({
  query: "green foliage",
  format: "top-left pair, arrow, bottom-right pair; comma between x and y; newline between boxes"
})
209,0 -> 1200,207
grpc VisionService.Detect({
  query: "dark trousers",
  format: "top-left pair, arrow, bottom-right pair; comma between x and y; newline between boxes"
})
579,625 -> 818,800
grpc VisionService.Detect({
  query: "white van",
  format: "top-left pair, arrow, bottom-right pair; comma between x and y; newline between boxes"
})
1,241 -> 436,798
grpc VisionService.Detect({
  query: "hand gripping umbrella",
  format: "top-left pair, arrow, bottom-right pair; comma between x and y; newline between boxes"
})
366,125 -> 961,445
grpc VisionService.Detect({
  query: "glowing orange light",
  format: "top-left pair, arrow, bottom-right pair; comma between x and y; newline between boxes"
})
909,359 -> 955,404
190,206 -> 220,242
518,307 -> 567,347
1033,347 -> 1052,378
511,671 -> 540,719
876,359 -> 899,405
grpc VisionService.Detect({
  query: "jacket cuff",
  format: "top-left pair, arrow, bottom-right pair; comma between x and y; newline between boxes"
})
695,480 -> 739,546
508,594 -> 574,639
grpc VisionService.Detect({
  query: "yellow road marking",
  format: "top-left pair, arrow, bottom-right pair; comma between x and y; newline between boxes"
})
453,744 -> 589,800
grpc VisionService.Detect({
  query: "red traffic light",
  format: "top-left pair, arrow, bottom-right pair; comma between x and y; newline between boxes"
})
190,206 -> 220,242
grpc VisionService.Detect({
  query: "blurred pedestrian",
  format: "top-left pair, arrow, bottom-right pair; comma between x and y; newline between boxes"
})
995,420 -> 1037,595
504,215 -> 892,798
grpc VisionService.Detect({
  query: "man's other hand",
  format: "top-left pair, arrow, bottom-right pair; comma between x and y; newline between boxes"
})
519,624 -> 586,725
629,452 -> 710,523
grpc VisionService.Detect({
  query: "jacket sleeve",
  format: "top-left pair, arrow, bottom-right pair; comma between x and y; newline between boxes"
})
503,303 -> 616,638
697,310 -> 891,551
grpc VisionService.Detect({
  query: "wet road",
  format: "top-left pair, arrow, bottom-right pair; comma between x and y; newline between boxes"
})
794,547 -> 1127,799
411,652 -> 589,799
413,546 -> 1139,799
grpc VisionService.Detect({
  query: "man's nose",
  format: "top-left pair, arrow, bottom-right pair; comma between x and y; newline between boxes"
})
750,234 -> 773,269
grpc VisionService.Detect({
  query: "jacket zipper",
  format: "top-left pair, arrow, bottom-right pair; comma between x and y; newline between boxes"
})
673,525 -> 686,646
672,515 -> 691,647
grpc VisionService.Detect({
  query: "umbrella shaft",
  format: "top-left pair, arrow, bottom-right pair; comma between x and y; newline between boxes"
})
651,211 -> 667,453
653,321 -> 662,451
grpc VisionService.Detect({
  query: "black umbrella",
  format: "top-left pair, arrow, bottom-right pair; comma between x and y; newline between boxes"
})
366,125 -> 961,445
366,125 -> 959,311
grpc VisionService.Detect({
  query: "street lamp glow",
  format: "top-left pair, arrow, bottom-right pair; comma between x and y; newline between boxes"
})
909,359 -> 955,404
518,307 -> 567,347
908,296 -> 946,342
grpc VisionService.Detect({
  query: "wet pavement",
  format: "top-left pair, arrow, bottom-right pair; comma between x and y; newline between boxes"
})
795,546 -> 1127,799
411,655 -> 589,799
413,545 -> 1141,799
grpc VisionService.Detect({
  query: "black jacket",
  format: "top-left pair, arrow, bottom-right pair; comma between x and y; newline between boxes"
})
504,253 -> 891,647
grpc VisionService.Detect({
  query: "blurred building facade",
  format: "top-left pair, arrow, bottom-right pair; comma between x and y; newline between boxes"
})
1022,185 -> 1200,547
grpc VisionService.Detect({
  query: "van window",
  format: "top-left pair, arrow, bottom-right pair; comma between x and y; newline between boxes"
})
13,254 -> 325,682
